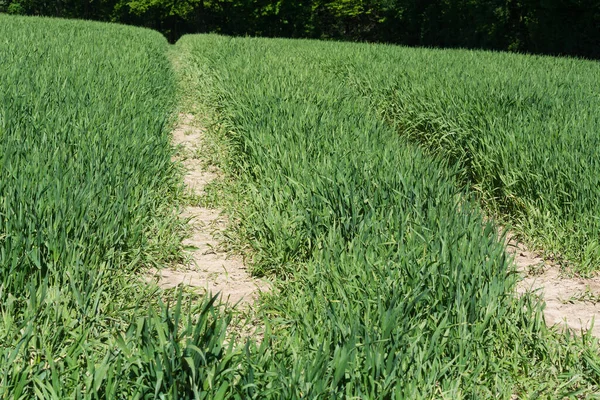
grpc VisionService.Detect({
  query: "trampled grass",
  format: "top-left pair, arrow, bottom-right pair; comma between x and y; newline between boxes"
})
177,35 -> 600,398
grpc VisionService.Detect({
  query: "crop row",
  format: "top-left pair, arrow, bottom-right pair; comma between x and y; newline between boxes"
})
0,16 -> 232,398
344,45 -> 600,274
178,35 -> 600,398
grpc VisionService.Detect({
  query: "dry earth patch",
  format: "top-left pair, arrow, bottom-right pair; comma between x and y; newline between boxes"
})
509,235 -> 600,337
147,113 -> 268,306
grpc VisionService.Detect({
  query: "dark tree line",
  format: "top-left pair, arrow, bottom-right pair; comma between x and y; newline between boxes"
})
1,0 -> 599,59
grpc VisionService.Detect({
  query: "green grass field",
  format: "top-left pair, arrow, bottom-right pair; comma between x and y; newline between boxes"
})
357,47 -> 600,274
2,14 -> 600,399
0,16 -> 234,398
176,35 -> 600,398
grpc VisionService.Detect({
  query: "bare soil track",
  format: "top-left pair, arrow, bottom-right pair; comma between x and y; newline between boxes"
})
147,113 -> 266,306
509,235 -> 600,337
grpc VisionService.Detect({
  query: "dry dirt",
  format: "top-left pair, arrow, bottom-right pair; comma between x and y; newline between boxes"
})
147,113 -> 267,306
509,234 -> 600,337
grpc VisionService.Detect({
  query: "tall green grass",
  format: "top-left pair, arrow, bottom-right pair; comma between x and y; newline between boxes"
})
342,46 -> 600,273
0,16 -> 237,398
4,15 -> 600,397
0,15 -> 180,290
178,35 -> 600,398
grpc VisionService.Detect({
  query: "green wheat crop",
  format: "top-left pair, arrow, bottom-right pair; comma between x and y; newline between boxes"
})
177,35 -> 600,398
345,45 -> 600,274
0,16 -> 236,398
3,14 -> 600,398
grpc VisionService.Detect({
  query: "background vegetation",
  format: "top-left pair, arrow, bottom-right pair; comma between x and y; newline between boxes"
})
1,0 -> 599,59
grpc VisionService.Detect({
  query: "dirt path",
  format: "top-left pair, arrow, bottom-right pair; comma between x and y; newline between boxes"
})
509,235 -> 600,337
147,113 -> 266,306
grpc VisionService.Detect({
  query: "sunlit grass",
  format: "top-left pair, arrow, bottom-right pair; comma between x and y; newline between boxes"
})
177,35 -> 600,398
2,15 -> 600,397
0,16 -> 237,398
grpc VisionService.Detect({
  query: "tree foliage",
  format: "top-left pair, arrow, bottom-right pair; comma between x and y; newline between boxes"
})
1,0 -> 598,58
